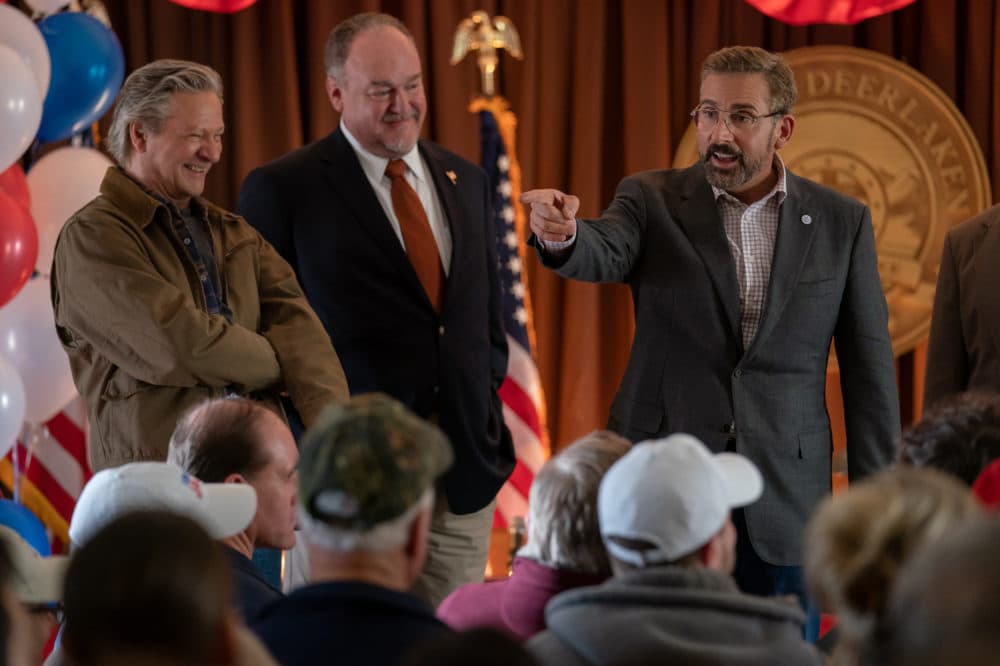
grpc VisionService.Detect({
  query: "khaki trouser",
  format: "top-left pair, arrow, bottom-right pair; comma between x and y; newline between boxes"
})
411,490 -> 496,609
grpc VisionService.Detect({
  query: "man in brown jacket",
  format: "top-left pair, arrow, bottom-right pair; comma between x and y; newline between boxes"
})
51,59 -> 349,471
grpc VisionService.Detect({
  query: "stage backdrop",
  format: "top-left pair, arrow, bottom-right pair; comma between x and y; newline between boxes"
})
97,0 -> 1000,451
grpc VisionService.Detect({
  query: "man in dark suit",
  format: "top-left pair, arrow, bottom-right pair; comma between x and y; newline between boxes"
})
236,12 -> 513,608
522,46 -> 899,640
924,205 -> 1000,407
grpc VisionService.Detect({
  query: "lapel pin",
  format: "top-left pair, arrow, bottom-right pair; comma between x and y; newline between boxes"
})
801,214 -> 812,225
446,170 -> 458,185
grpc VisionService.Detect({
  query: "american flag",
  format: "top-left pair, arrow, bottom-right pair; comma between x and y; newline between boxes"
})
475,98 -> 549,528
0,396 -> 91,551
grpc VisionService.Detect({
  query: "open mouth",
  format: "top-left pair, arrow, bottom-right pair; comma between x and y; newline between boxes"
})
185,164 -> 209,174
709,150 -> 740,168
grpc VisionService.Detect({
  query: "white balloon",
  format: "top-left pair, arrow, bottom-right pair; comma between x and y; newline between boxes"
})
27,146 -> 113,273
0,356 -> 27,457
24,0 -> 70,16
0,45 -> 43,173
0,5 -> 51,100
0,278 -> 77,424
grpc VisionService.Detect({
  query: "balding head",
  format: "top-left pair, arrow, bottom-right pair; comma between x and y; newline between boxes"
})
168,399 -> 299,551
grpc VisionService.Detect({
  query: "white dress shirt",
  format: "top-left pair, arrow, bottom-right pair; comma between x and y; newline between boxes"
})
341,122 -> 452,275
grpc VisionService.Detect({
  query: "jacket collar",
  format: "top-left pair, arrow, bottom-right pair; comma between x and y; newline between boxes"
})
101,166 -> 239,230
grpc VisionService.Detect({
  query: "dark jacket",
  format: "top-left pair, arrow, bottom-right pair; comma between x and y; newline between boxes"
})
537,164 -> 899,565
237,130 -> 514,513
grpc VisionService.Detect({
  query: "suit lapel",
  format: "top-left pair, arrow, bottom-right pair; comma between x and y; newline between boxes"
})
745,173 -> 818,360
675,171 -> 741,342
974,218 -> 1000,359
319,130 -> 432,307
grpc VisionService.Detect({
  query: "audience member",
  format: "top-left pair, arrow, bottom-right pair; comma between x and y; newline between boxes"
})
898,391 -> 1000,484
68,461 -> 256,548
438,430 -> 630,639
804,467 -> 979,664
251,394 -> 454,665
169,397 -> 298,620
403,627 -> 540,666
528,433 -> 821,665
62,510 -> 257,666
0,526 -> 67,664
864,515 -> 1000,666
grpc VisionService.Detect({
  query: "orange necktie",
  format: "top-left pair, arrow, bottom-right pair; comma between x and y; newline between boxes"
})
385,159 -> 445,311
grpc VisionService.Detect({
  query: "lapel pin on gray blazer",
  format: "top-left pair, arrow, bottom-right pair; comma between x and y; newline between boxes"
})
522,46 -> 899,637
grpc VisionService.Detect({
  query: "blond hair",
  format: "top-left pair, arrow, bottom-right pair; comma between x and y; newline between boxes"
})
805,467 -> 979,663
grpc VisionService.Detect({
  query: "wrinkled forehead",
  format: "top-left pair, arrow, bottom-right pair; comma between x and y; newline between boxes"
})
699,72 -> 772,111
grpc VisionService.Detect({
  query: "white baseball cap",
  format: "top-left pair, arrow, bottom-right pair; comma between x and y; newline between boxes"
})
598,433 -> 763,566
0,526 -> 68,604
69,462 -> 257,546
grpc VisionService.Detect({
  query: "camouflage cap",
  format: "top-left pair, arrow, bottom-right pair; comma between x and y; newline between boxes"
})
298,393 -> 453,531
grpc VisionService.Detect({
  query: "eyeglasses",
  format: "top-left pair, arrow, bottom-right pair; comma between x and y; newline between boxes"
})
689,104 -> 783,133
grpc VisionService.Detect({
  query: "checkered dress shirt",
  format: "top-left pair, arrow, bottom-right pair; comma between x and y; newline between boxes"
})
712,157 -> 788,351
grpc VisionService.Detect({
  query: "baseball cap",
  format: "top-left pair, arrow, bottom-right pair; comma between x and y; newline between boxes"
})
598,433 -> 763,566
0,525 -> 68,604
298,393 -> 453,531
68,461 -> 257,546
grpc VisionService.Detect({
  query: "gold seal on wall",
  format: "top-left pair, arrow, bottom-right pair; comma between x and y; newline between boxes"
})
673,46 -> 992,358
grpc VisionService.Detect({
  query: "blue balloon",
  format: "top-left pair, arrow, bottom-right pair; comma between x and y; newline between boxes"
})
37,12 -> 124,144
0,498 -> 50,556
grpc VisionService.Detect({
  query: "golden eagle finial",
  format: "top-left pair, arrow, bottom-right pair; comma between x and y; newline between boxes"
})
451,11 -> 523,96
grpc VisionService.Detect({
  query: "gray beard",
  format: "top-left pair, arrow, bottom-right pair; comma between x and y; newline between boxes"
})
701,152 -> 766,191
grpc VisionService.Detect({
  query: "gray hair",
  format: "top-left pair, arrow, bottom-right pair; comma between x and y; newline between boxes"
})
300,489 -> 433,553
701,46 -> 797,115
106,59 -> 224,165
519,430 -> 632,575
324,12 -> 414,79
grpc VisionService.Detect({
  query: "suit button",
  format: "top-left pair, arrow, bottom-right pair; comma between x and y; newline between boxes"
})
722,422 -> 736,434
733,368 -> 743,378
438,325 -> 445,336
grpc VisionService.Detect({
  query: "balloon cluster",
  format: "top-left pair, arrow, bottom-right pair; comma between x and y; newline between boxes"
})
0,0 -> 121,458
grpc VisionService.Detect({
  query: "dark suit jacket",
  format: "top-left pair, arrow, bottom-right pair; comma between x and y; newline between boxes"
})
925,204 -> 1000,407
539,163 -> 899,565
236,129 -> 514,514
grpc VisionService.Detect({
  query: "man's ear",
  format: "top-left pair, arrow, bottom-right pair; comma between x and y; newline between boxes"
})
698,537 -> 719,569
224,472 -> 248,485
128,122 -> 148,153
326,75 -> 344,114
404,506 -> 432,584
774,114 -> 795,150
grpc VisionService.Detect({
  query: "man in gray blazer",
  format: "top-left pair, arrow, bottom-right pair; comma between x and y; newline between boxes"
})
522,46 -> 899,640
924,204 -> 1000,407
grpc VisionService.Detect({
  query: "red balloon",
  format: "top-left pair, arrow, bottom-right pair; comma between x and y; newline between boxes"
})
0,189 -> 39,309
0,163 -> 30,213
169,0 -> 257,13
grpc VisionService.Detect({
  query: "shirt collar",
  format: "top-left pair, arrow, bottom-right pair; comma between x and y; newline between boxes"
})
340,120 -> 424,185
712,152 -> 787,206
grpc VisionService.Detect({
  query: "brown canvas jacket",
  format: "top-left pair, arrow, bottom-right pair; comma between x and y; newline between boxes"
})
51,167 -> 348,470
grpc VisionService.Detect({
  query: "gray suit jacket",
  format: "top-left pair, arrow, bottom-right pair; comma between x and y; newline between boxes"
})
925,204 -> 1000,407
540,163 -> 899,565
